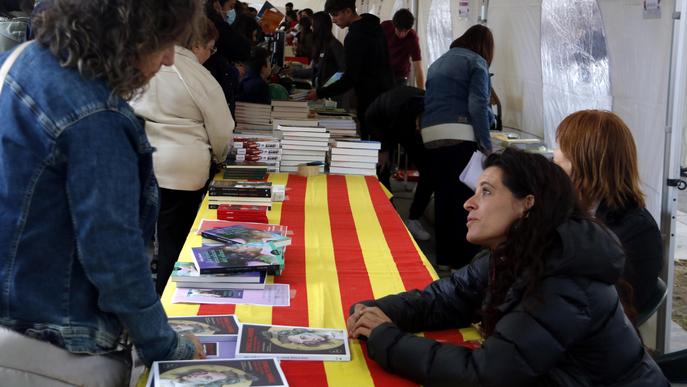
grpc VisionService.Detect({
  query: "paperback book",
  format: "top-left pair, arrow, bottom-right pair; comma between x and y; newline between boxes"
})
201,225 -> 292,247
153,358 -> 288,387
192,243 -> 284,275
171,262 -> 267,289
237,324 -> 351,361
197,220 -> 288,237
171,284 -> 290,306
168,314 -> 239,336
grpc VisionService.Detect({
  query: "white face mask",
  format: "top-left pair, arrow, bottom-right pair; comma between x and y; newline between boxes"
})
226,8 -> 237,25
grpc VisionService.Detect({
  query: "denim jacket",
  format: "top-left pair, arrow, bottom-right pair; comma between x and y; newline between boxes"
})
421,47 -> 493,151
0,43 -> 194,365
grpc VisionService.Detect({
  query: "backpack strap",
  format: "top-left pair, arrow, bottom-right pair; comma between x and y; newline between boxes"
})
0,40 -> 31,96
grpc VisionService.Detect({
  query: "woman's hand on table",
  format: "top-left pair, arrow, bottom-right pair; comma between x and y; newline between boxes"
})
347,304 -> 392,339
185,334 -> 207,360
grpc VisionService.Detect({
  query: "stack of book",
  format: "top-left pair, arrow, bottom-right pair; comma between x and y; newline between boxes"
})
289,89 -> 310,101
223,162 -> 270,181
229,135 -> 281,172
318,115 -> 358,140
234,102 -> 272,132
329,140 -> 381,176
207,181 -> 272,210
197,223 -> 292,276
277,124 -> 329,173
271,100 -> 310,120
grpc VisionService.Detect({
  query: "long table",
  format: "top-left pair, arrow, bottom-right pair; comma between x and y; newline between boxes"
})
161,173 -> 480,386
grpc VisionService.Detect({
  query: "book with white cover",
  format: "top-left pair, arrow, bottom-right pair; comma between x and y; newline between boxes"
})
277,125 -> 326,133
272,119 -> 319,129
281,131 -> 330,139
330,147 -> 378,157
281,150 -> 325,163
329,166 -> 377,176
281,144 -> 329,151
333,140 -> 381,150
281,138 -> 329,146
330,154 -> 378,163
281,159 -> 324,167
237,323 -> 350,361
330,161 -> 377,169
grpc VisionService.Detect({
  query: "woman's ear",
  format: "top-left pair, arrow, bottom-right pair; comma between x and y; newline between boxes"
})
521,194 -> 535,217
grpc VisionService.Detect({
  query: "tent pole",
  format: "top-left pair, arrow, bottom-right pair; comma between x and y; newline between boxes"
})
659,0 -> 687,355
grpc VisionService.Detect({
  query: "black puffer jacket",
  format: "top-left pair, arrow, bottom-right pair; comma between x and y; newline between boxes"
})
358,219 -> 668,386
596,201 -> 663,312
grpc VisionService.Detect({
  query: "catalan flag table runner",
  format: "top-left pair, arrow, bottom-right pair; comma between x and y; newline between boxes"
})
162,174 -> 480,387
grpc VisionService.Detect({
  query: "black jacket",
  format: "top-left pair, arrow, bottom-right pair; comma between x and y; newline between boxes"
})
316,14 -> 393,112
357,219 -> 668,387
365,86 -> 424,151
596,202 -> 663,312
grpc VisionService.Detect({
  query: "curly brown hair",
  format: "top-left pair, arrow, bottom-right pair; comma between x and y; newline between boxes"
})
33,0 -> 201,100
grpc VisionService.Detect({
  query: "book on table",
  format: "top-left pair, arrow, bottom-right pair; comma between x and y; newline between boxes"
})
152,358 -> 288,387
168,314 -> 239,336
171,262 -> 267,289
236,323 -> 351,361
332,140 -> 381,150
201,224 -> 292,247
192,243 -> 284,275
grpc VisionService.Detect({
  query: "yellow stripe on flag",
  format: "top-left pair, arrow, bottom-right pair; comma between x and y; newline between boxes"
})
346,176 -> 406,298
303,175 -> 374,387
235,173 -> 288,325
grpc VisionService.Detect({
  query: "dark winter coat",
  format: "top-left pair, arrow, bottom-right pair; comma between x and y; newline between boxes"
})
596,201 -> 663,312
365,85 -> 424,151
355,219 -> 668,387
316,13 -> 393,138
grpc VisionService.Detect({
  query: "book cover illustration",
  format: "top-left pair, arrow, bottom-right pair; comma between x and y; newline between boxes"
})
168,314 -> 239,336
192,243 -> 284,275
200,336 -> 237,359
237,324 -> 351,361
154,358 -> 288,387
201,225 -> 291,247
172,262 -> 266,284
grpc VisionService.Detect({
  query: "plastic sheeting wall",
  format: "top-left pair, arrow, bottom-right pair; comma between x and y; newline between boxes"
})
489,0 -> 672,219
541,0 -> 612,148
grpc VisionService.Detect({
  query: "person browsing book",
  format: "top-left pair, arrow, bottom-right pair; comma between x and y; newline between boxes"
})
307,0 -> 393,140
380,9 -> 424,88
0,1 -> 207,385
346,148 -> 668,386
237,46 -> 272,105
553,110 -> 663,316
131,16 -> 234,295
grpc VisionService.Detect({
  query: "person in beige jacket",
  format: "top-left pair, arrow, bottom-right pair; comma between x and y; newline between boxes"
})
132,17 -> 234,294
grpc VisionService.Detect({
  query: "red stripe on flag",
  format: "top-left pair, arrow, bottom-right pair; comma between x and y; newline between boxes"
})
197,304 -> 236,316
364,176 -> 465,347
272,175 -> 328,386
328,175 -> 417,387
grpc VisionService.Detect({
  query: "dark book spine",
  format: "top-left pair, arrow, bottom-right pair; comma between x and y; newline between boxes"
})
198,264 -> 279,275
208,189 -> 271,197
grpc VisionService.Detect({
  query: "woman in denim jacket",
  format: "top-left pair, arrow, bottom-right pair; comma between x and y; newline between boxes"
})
0,1 -> 205,385
421,25 -> 495,271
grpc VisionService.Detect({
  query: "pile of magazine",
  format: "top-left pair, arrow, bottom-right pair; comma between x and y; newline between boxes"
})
147,315 -> 352,386
170,220 -> 292,306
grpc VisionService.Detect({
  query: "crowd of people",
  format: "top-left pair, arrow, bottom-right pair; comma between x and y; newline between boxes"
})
0,0 -> 672,385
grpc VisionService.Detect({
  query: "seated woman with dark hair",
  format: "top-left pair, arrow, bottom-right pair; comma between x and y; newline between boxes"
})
554,110 -> 663,315
131,16 -> 234,295
237,47 -> 272,104
346,148 -> 667,386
